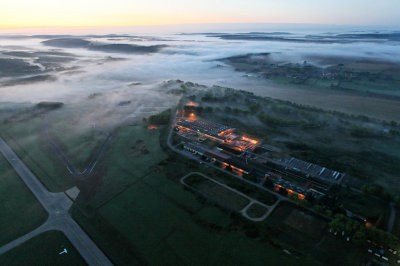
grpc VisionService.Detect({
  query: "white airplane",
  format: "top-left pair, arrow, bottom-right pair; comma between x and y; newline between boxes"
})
59,248 -> 68,255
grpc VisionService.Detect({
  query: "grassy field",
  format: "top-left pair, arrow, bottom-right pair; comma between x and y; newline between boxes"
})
70,124 -> 315,265
0,116 -> 75,192
184,174 -> 250,212
85,125 -> 168,207
246,203 -> 268,219
0,153 -> 47,246
0,231 -> 86,265
267,202 -> 327,241
48,122 -> 106,172
284,209 -> 326,237
209,171 -> 278,206
46,107 -> 108,171
265,201 -> 366,265
98,178 -> 300,265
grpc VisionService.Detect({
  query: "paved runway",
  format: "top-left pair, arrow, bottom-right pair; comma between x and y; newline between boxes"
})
0,137 -> 112,266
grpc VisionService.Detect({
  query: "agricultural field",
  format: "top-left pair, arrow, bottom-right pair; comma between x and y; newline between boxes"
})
219,54 -> 400,122
0,153 -> 47,246
0,231 -> 85,265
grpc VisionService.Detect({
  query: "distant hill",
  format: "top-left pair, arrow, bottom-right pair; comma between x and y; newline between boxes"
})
42,38 -> 167,54
42,38 -> 90,48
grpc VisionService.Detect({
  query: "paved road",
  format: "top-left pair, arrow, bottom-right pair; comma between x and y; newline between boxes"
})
0,137 -> 112,266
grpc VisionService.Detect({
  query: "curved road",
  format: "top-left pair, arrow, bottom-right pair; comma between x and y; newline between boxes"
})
0,137 -> 112,266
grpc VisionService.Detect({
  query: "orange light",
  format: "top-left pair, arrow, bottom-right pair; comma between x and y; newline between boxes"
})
188,113 -> 197,121
298,194 -> 305,200
147,125 -> 158,130
186,102 -> 198,106
232,168 -> 243,176
241,136 -> 258,144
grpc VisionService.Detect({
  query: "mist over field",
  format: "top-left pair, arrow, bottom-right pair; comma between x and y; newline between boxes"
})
0,25 -> 399,121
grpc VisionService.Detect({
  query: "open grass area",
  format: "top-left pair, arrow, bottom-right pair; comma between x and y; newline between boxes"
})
71,136 -> 307,265
48,121 -> 106,172
86,125 -> 168,207
246,203 -> 268,219
267,202 -> 327,241
0,231 -> 86,265
209,171 -> 278,206
311,234 -> 367,266
0,153 -> 47,246
264,201 -> 368,265
284,209 -> 326,237
69,124 -> 330,265
0,116 -> 75,192
184,174 -> 250,212
97,178 -> 299,266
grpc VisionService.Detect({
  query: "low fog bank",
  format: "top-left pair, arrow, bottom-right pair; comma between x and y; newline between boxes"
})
0,28 -> 399,106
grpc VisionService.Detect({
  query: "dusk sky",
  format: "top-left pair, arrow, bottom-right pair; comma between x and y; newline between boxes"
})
0,0 -> 399,29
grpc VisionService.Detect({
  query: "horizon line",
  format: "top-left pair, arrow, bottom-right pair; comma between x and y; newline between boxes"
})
1,21 -> 398,31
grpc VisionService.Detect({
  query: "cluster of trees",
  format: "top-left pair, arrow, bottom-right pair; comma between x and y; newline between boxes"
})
258,112 -> 316,129
201,93 -> 220,102
36,101 -> 64,109
148,109 -> 171,125
288,193 -> 310,207
329,214 -> 399,247
349,125 -> 386,139
361,184 -> 392,202
223,106 -> 249,115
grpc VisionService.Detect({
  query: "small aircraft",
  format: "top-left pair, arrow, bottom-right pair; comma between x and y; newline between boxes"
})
59,248 -> 68,255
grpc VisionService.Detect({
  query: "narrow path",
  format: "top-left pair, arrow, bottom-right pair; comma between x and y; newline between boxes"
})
0,137 -> 112,266
43,116 -> 112,177
388,202 -> 396,233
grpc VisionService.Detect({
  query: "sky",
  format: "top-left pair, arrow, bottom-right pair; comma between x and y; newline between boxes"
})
0,0 -> 399,29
